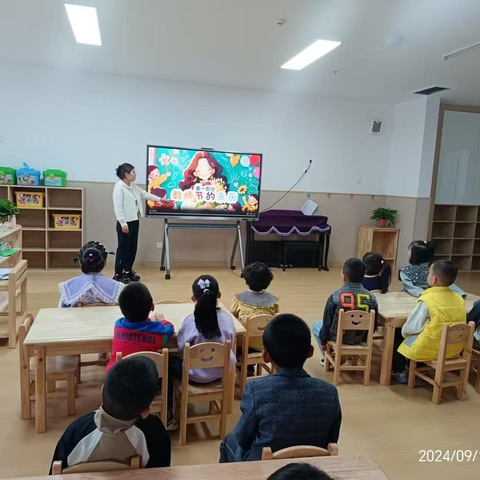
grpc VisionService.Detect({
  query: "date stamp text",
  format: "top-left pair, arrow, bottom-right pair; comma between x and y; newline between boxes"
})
419,450 -> 479,463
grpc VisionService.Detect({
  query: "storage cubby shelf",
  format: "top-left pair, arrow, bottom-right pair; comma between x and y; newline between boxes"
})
0,185 -> 84,269
430,204 -> 480,272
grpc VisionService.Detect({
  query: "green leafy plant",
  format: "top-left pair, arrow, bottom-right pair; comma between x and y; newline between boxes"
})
370,207 -> 397,227
0,199 -> 20,221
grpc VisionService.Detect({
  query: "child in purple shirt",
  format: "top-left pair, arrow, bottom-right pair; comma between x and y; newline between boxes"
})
175,275 -> 236,383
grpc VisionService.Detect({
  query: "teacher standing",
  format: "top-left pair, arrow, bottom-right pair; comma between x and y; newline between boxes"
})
112,163 -> 162,284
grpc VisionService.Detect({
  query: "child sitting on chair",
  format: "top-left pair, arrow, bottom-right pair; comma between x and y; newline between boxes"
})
231,261 -> 279,354
312,258 -> 378,366
106,283 -> 174,372
362,252 -> 391,294
399,240 -> 465,298
172,275 -> 236,383
168,275 -> 237,430
391,260 -> 466,384
50,356 -> 171,471
219,314 -> 342,462
58,241 -> 124,307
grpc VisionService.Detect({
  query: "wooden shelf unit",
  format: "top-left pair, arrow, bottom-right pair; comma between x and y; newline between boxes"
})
0,226 -> 27,347
430,204 -> 480,271
357,226 -> 400,272
0,185 -> 84,269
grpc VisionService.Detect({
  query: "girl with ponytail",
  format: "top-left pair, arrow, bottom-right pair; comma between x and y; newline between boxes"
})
175,275 -> 236,383
58,241 -> 124,307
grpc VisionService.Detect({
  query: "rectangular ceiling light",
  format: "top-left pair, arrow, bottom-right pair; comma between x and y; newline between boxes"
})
281,39 -> 341,70
64,4 -> 101,46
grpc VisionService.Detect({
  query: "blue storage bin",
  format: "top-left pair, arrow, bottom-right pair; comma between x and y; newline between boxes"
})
17,163 -> 41,186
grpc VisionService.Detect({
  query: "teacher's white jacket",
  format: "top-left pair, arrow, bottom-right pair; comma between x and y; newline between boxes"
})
113,180 -> 161,227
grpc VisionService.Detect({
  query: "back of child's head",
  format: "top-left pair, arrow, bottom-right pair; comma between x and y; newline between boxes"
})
263,314 -> 311,369
267,463 -> 333,480
431,260 -> 458,286
102,356 -> 159,420
409,240 -> 435,265
192,275 -> 221,339
119,282 -> 153,323
73,241 -> 109,274
241,261 -> 273,292
362,252 -> 392,293
343,258 -> 366,283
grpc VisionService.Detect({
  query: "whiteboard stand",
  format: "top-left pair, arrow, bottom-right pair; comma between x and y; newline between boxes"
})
160,219 -> 245,279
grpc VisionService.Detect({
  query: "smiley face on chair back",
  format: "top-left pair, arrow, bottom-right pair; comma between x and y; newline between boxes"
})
199,346 -> 216,363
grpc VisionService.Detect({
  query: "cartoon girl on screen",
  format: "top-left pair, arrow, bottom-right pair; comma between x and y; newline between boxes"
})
179,151 -> 229,210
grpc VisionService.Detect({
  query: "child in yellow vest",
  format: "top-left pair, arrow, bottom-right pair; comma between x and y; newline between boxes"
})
392,260 -> 466,383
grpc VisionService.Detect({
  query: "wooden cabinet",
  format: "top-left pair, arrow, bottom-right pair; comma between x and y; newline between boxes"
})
430,204 -> 480,271
357,226 -> 400,272
0,185 -> 84,269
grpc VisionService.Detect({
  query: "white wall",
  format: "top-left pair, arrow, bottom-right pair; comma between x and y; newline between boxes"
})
386,97 -> 427,197
418,96 -> 440,197
386,96 -> 440,198
0,63 -> 394,195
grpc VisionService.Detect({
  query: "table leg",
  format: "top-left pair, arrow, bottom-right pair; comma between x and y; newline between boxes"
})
380,319 -> 395,386
35,346 -> 47,433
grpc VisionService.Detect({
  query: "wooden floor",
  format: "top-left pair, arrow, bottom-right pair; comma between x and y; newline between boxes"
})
1,265 -> 480,480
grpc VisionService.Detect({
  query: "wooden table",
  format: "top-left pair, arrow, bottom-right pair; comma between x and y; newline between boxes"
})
24,303 -> 245,433
3,455 -> 388,480
376,291 -> 479,385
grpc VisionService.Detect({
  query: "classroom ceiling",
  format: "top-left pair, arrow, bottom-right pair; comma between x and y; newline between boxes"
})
1,0 -> 480,104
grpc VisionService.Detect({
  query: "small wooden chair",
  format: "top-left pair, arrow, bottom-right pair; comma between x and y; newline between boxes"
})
408,321 -> 475,404
173,340 -> 231,446
19,313 -> 79,420
471,346 -> 480,394
116,350 -> 169,427
261,443 -> 339,460
236,314 -> 274,395
51,455 -> 140,474
324,309 -> 376,386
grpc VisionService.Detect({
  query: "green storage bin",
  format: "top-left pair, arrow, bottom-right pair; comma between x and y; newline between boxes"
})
43,169 -> 67,187
0,167 -> 16,185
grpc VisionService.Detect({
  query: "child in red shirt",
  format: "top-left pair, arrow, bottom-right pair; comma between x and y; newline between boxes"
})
106,283 -> 174,372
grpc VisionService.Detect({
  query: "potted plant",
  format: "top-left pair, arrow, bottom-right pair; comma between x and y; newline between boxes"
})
0,198 -> 20,224
370,207 -> 397,227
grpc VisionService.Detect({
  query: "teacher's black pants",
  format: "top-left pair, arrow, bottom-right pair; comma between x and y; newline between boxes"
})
115,220 -> 139,275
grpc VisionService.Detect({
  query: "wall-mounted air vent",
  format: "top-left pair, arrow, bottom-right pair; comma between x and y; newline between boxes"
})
413,86 -> 450,95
